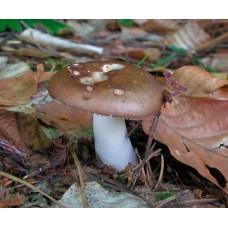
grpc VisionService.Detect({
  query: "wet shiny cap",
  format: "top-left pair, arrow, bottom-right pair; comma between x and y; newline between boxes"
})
48,61 -> 163,119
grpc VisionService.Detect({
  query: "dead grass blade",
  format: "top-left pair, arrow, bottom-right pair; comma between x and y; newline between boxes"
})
154,154 -> 165,189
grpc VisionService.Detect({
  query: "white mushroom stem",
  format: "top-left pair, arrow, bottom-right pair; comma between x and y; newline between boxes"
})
93,114 -> 136,171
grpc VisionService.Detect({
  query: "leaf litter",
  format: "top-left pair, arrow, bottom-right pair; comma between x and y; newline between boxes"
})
0,19 -> 228,208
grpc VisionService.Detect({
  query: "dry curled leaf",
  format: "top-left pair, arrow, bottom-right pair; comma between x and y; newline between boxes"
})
35,101 -> 92,134
35,64 -> 56,83
16,113 -> 51,151
0,70 -> 37,107
0,111 -> 31,158
127,48 -> 161,61
106,41 -> 160,61
162,22 -> 211,50
134,19 -> 180,35
0,64 -> 56,116
143,96 -> 228,192
209,86 -> 228,100
173,66 -> 228,97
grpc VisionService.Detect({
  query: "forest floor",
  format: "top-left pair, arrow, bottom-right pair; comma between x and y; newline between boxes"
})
0,19 -> 227,208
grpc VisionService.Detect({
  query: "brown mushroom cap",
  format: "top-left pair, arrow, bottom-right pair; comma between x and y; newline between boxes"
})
48,61 -> 163,119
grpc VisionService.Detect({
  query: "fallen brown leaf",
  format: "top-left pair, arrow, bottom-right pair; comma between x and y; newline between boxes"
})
135,19 -> 180,35
0,194 -> 25,208
127,48 -> 161,61
143,96 -> 228,192
209,86 -> 228,100
173,66 -> 228,97
0,64 -> 55,108
0,71 -> 37,106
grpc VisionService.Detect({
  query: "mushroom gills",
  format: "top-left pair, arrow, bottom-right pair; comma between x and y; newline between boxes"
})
93,114 -> 136,171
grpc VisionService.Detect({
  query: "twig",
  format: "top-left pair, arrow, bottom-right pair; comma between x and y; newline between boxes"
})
20,20 -> 44,50
127,121 -> 141,137
134,113 -> 160,189
69,143 -> 89,208
19,29 -> 103,55
0,171 -> 65,207
146,162 -> 154,189
130,147 -> 161,189
130,148 -> 148,188
196,32 -> 228,52
155,195 -> 218,208
133,145 -> 161,171
154,154 -> 164,189
144,112 -> 160,155
182,198 -> 218,207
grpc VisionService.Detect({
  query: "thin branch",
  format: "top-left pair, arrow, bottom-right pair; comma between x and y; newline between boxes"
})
0,171 -> 65,207
196,32 -> 228,52
69,143 -> 89,208
127,121 -> 141,137
19,29 -> 103,55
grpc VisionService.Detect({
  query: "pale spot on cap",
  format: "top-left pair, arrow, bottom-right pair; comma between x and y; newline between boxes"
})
80,77 -> 94,85
101,63 -> 124,73
73,71 -> 80,75
86,86 -> 94,92
92,72 -> 108,83
113,88 -> 125,96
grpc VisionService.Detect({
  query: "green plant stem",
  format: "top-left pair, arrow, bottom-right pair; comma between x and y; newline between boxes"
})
150,53 -> 177,69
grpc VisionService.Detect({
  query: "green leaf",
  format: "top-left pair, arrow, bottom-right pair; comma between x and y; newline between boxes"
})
0,20 -> 24,33
0,19 -> 72,35
118,19 -> 133,27
155,190 -> 175,201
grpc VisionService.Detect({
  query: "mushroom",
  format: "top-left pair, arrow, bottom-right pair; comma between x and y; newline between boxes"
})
48,61 -> 163,171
